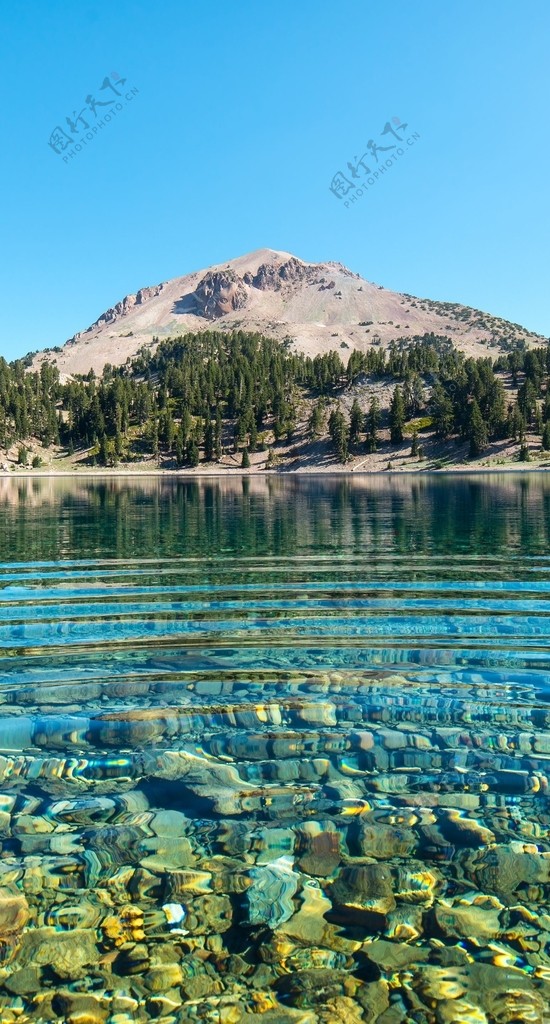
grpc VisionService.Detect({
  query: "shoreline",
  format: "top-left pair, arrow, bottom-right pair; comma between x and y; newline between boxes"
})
1,466 -> 549,479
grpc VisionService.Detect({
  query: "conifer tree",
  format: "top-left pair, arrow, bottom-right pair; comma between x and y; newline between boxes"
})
214,408 -> 222,459
328,407 -> 349,462
186,438 -> 199,467
430,382 -> 454,438
309,401 -> 326,438
389,386 -> 405,444
468,399 -> 488,457
204,419 -> 214,462
349,398 -> 363,443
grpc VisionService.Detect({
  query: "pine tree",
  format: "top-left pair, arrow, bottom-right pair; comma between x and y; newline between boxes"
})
160,409 -> 175,450
149,418 -> 159,457
430,382 -> 454,438
97,434 -> 108,466
389,386 -> 405,444
186,439 -> 199,467
328,407 -> 349,462
175,430 -> 185,466
241,447 -> 250,468
519,443 -> 531,462
214,409 -> 222,459
410,429 -> 419,457
349,398 -> 363,443
309,401 -> 326,438
204,419 -> 214,462
542,420 -> 550,451
468,399 -> 488,457
485,379 -> 507,439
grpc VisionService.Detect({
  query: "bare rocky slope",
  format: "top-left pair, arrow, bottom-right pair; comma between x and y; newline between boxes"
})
32,249 -> 546,377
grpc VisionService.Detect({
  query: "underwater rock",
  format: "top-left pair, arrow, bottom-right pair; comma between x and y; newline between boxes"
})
0,715 -> 35,752
235,1012 -> 317,1024
329,864 -> 396,918
252,826 -> 295,864
275,968 -> 359,1008
355,979 -> 391,1022
278,881 -> 334,946
149,808 -> 189,837
0,888 -> 30,966
412,964 -> 469,1003
146,991 -> 183,1017
202,856 -> 251,895
319,995 -> 365,1024
0,793 -> 15,835
296,822 -> 342,877
140,835 -> 195,870
45,791 -> 150,826
17,927 -> 100,980
364,938 -> 430,969
436,808 -> 495,847
356,821 -> 416,860
100,904 -> 146,948
44,900 -> 104,931
112,942 -> 150,977
165,868 -> 213,898
434,999 -> 488,1024
471,842 -> 550,903
0,888 -> 29,936
392,862 -> 441,904
280,946 -> 348,973
244,856 -> 300,928
434,892 -> 504,941
180,957 -> 221,999
185,893 -> 233,934
144,962 -> 184,991
482,986 -> 547,1023
384,905 -> 424,941
50,990 -> 110,1024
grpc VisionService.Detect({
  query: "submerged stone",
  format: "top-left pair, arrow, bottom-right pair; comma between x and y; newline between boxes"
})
244,856 -> 300,928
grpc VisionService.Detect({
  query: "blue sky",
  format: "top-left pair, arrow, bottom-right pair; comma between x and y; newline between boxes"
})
1,0 -> 549,360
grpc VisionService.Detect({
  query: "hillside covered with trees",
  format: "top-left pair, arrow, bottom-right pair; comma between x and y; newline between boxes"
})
1,331 -> 550,471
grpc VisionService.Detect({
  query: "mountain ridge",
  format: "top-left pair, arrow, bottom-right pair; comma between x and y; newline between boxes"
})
33,249 -> 546,377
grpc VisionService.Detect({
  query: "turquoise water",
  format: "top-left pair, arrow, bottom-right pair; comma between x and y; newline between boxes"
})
0,474 -> 549,1024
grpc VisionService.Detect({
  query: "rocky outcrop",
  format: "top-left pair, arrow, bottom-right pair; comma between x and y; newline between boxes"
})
190,270 -> 248,319
93,284 -> 164,327
245,257 -> 319,292
68,284 -> 164,342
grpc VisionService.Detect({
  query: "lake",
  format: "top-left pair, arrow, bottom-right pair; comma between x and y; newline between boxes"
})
0,473 -> 549,1024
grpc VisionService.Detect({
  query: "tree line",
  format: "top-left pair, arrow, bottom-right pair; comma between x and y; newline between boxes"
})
0,330 -> 549,466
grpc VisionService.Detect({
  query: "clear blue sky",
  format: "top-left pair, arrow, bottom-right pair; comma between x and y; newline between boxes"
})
1,0 -> 549,360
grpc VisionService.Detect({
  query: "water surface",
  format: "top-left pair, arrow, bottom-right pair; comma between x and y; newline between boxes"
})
1,474 -> 549,1024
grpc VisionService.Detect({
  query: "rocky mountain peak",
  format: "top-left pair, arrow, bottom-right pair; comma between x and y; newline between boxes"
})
31,248 -> 546,378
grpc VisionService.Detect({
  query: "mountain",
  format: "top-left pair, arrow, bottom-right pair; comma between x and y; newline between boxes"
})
33,249 -> 545,376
